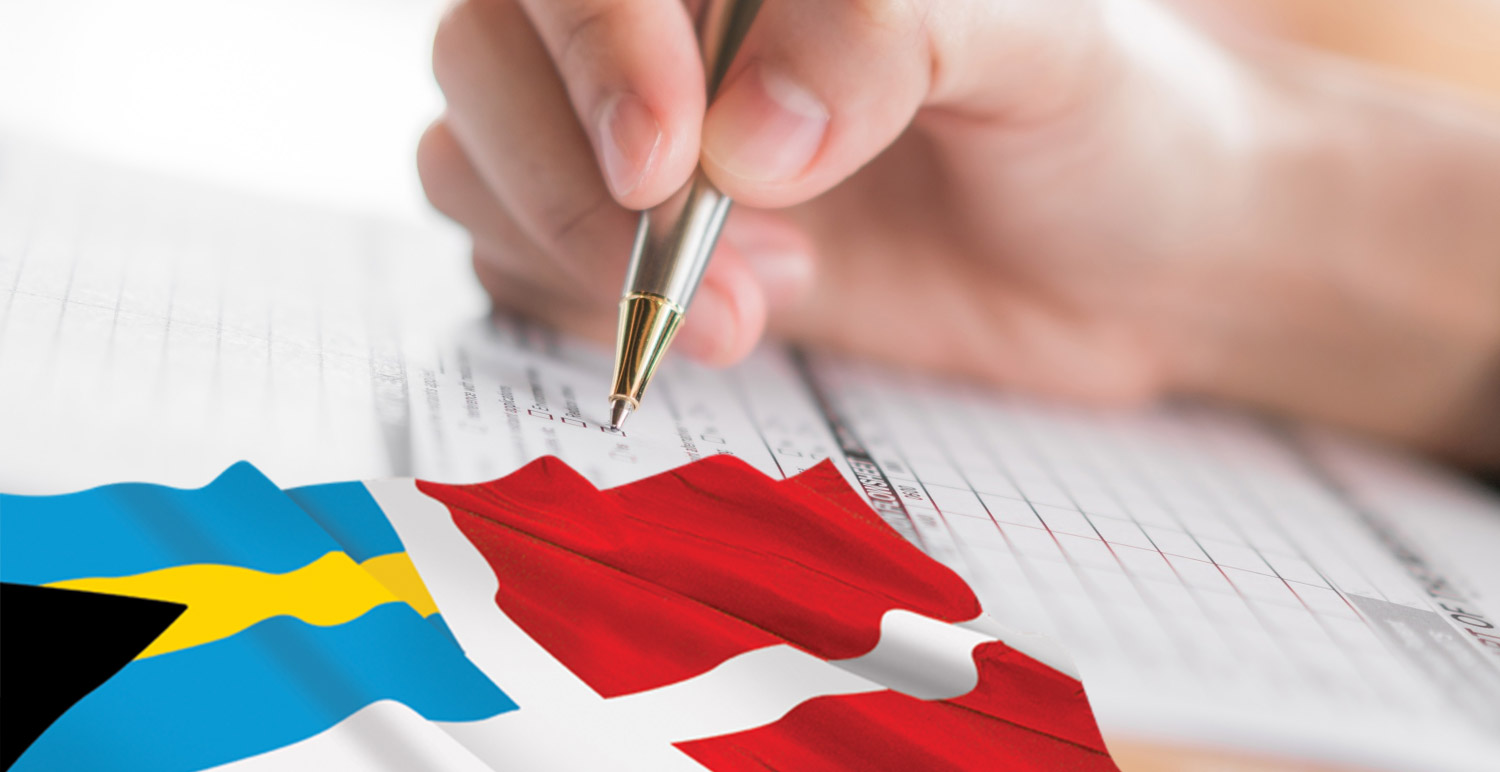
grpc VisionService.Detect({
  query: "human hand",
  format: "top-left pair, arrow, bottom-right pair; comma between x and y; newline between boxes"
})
419,0 -> 1500,466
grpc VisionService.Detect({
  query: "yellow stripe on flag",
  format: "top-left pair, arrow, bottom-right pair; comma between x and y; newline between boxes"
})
48,551 -> 436,659
360,552 -> 439,618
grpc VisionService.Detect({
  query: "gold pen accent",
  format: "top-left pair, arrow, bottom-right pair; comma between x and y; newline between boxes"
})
608,292 -> 685,429
606,0 -> 763,431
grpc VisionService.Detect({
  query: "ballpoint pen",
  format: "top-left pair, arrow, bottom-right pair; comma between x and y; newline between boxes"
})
607,0 -> 764,431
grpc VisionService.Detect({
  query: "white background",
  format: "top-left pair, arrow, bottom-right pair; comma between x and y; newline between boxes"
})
0,0 -> 446,220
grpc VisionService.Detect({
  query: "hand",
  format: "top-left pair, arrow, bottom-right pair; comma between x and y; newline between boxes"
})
418,0 -> 1500,466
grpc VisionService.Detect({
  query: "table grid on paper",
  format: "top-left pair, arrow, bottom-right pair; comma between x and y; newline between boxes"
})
0,146 -> 478,490
791,357 -> 1497,754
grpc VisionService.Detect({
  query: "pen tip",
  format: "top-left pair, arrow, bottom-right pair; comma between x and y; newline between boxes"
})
609,399 -> 633,431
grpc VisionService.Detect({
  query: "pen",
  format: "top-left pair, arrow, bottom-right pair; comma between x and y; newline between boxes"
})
608,0 -> 764,431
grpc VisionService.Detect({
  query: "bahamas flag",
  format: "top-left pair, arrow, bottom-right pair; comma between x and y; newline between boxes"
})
2,458 -> 1116,771
0,463 -> 516,772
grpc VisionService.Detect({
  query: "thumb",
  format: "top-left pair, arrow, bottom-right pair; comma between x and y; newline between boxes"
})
699,0 -> 1113,208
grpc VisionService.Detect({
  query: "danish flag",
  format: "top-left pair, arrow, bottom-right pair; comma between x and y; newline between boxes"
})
397,456 -> 1118,771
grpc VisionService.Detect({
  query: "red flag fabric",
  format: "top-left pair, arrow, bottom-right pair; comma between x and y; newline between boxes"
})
418,456 -> 1117,771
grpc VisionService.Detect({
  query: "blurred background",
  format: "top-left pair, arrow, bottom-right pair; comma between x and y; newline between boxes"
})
0,0 -> 447,221
1,0 -> 1497,229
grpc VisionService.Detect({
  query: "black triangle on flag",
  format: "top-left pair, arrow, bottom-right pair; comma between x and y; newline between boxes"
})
1,582 -> 187,770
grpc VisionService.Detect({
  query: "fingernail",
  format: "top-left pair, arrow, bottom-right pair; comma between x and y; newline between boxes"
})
703,64 -> 829,184
598,93 -> 662,198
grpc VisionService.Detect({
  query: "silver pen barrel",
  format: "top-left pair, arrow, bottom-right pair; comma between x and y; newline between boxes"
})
608,0 -> 763,429
620,170 -> 731,309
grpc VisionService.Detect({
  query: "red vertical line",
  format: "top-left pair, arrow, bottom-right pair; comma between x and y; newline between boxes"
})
1000,399 -> 1211,672
1184,413 -> 1387,622
1130,411 -> 1343,694
1230,414 -> 1396,605
1175,412 -> 1345,588
945,384 -> 1155,664
1195,412 -> 1395,617
1046,410 -> 1244,675
911,387 -> 1093,648
1185,412 -> 1410,699
1091,411 -> 1297,694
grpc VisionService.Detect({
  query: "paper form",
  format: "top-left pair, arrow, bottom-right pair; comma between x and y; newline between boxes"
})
408,309 -> 1500,772
4,139 -> 1499,771
0,138 -> 486,491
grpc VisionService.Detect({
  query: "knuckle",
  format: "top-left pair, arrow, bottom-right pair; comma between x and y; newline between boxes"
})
840,0 -> 922,36
536,190 -> 614,251
430,0 -> 475,93
415,121 -> 464,212
532,191 -> 633,296
472,249 -> 525,304
432,0 -> 521,92
555,1 -> 628,78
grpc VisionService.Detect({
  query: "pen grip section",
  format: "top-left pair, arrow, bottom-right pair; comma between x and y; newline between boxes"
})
609,293 -> 686,408
623,170 -> 731,307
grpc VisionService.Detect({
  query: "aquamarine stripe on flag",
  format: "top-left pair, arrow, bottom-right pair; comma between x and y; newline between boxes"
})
1,463 -> 341,585
286,481 -> 407,562
284,480 -> 464,647
12,603 -> 518,772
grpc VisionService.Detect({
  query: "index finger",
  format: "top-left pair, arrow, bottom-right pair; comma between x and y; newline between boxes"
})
518,0 -> 709,208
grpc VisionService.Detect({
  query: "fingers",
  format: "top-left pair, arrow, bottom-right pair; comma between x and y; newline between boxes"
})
699,0 -> 926,207
719,207 -> 818,310
429,0 -> 1120,369
672,248 -> 770,366
418,120 -> 536,278
420,117 -> 618,337
474,239 -> 771,367
429,0 -> 778,368
432,0 -> 636,298
515,0 -> 706,207
418,115 -> 778,366
700,0 -> 1110,208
